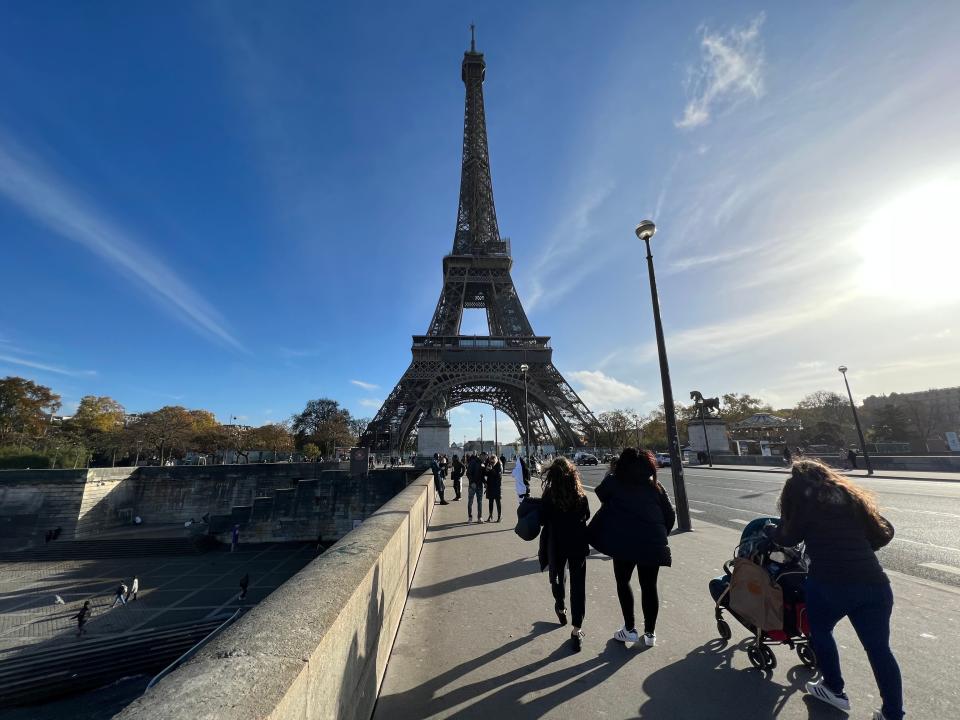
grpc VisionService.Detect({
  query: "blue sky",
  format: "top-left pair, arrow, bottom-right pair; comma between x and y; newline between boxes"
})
2,1 -> 959,444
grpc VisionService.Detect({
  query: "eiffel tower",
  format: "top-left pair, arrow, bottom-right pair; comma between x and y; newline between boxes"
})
362,32 -> 601,456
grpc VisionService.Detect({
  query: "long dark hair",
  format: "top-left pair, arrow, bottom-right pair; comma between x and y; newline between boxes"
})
541,457 -> 585,511
615,447 -> 660,490
778,459 -> 885,531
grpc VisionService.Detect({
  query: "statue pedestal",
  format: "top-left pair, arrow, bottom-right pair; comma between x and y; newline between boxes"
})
687,417 -> 729,456
418,416 -> 451,459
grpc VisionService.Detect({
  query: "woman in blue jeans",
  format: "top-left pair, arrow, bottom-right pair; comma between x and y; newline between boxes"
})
772,459 -> 902,720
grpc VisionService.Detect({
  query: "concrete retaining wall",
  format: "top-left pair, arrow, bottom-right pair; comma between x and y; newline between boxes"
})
1,464 -> 410,549
114,471 -> 435,720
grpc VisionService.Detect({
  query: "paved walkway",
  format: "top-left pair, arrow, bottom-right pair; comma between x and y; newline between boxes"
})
375,489 -> 960,719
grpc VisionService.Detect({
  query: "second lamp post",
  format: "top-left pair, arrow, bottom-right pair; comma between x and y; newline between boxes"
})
635,220 -> 692,531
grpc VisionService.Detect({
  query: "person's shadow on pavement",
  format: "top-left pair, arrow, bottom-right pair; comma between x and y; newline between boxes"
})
636,638 -> 839,720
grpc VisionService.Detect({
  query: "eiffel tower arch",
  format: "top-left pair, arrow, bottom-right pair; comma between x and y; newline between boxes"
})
362,33 -> 601,456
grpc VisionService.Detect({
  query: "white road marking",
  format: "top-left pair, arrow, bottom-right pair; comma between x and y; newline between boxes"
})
730,519 -> 749,525
689,509 -> 705,514
884,505 -> 960,520
920,562 -> 960,576
919,632 -> 937,639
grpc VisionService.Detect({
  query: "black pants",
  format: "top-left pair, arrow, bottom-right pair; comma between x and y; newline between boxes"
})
452,476 -> 462,498
433,473 -> 445,501
613,559 -> 660,634
487,497 -> 501,519
551,555 -> 587,628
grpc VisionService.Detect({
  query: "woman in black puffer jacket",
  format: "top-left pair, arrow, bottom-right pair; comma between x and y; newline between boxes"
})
591,447 -> 675,647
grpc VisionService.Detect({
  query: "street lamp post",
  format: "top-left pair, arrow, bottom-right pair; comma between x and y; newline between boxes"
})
635,220 -> 692,531
838,365 -> 873,475
634,415 -> 642,448
494,406 -> 499,457
480,414 -> 484,454
520,363 -> 531,463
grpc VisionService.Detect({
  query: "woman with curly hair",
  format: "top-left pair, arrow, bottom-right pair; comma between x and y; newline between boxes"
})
771,459 -> 901,720
539,457 -> 591,651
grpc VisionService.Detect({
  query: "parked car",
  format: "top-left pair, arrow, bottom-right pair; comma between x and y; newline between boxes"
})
576,453 -> 599,466
655,452 -> 671,467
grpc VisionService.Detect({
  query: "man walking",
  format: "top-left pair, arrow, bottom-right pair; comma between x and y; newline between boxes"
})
431,453 -> 448,505
126,576 -> 139,602
74,600 -> 91,637
239,573 -> 250,600
231,524 -> 240,552
847,448 -> 859,470
111,583 -> 128,608
466,452 -> 484,523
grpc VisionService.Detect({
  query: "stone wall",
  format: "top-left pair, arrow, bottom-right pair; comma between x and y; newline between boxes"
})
1,464 -> 415,549
115,471 -> 435,720
0,469 -> 88,548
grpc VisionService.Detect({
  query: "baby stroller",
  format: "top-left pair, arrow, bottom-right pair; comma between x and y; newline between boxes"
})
709,517 -> 816,671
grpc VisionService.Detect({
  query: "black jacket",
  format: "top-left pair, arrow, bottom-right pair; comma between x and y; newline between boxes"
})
538,492 -> 591,582
485,462 -> 503,499
590,473 -> 675,566
774,490 -> 892,584
467,456 -> 483,485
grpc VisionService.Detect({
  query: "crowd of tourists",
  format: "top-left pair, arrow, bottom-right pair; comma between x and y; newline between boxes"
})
431,451 -> 531,522
434,448 -> 902,720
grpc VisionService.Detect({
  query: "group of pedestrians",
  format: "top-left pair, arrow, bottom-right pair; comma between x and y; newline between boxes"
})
432,451 -> 516,523
110,575 -> 139,607
513,449 -> 903,720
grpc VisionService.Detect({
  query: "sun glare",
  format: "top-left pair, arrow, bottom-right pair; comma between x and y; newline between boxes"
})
855,178 -> 960,305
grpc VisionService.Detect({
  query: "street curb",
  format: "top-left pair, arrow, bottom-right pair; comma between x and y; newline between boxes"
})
684,465 -> 960,483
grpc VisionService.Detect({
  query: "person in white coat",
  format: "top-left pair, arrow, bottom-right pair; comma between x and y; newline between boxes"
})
513,457 -> 530,502
126,576 -> 139,602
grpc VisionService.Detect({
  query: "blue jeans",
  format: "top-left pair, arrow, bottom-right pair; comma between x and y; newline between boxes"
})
805,577 -> 903,720
468,482 -> 483,518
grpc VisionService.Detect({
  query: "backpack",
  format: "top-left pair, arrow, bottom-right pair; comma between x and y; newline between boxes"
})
726,558 -> 783,631
514,497 -> 542,541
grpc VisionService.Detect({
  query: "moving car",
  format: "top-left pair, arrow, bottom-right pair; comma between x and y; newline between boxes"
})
655,452 -> 671,467
576,453 -> 599,466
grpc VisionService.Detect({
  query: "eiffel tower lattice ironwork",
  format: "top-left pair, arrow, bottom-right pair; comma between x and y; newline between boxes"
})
362,34 -> 602,455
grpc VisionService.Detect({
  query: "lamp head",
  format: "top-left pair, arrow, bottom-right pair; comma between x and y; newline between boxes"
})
635,220 -> 657,241
520,363 -> 529,373
838,365 -> 848,374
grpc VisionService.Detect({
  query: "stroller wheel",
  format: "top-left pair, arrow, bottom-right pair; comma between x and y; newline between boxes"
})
717,620 -> 732,641
748,643 -> 777,670
797,643 -> 817,669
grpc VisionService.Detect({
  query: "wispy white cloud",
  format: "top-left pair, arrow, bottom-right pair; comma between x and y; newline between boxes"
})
350,379 -> 379,391
567,370 -> 647,413
526,182 -> 615,311
676,13 -> 766,129
359,398 -> 382,409
0,130 -> 243,350
0,353 -> 96,377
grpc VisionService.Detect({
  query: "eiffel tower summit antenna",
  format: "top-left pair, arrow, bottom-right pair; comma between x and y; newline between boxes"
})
362,42 -> 602,459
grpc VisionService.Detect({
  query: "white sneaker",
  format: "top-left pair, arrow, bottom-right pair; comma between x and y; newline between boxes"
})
642,632 -> 657,647
614,627 -> 639,643
805,679 -> 850,712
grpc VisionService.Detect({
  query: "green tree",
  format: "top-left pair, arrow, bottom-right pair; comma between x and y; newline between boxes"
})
598,409 -> 639,449
794,390 -> 853,445
71,395 -> 125,434
131,406 -> 196,464
302,442 -> 320,461
868,403 -> 910,442
349,417 -> 371,445
249,422 -> 295,461
720,393 -> 773,423
291,399 -> 353,457
0,376 -> 61,446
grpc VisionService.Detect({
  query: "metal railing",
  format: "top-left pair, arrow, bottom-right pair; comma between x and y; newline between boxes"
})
146,609 -> 242,691
412,335 -> 550,349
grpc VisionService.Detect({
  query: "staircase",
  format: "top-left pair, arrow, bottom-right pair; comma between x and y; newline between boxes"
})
0,537 -> 204,562
0,617 -> 230,707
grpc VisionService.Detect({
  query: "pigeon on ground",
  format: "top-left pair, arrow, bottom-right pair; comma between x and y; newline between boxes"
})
54,595 -> 65,605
